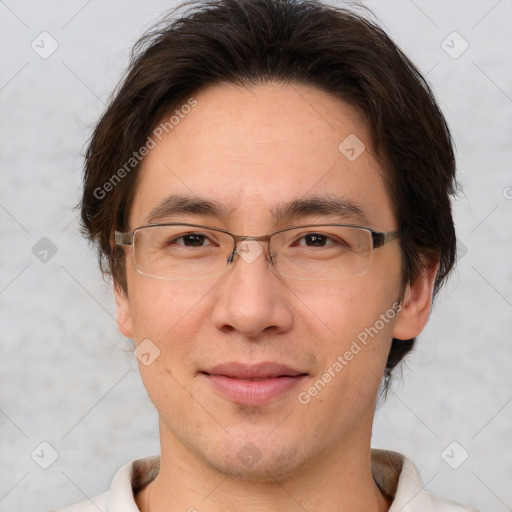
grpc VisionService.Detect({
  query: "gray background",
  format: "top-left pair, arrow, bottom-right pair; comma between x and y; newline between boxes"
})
0,1 -> 511,511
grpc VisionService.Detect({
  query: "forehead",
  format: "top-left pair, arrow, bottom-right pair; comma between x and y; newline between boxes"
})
129,82 -> 396,231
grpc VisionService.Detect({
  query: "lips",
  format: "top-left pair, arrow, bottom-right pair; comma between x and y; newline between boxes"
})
202,362 -> 308,406
204,362 -> 305,379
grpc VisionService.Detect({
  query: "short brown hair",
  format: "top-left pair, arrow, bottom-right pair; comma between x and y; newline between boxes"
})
80,0 -> 457,392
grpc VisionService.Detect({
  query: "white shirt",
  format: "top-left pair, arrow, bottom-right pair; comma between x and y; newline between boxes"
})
51,449 -> 479,512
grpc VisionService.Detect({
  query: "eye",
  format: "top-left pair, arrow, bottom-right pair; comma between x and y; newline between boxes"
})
170,233 -> 213,247
297,233 -> 338,247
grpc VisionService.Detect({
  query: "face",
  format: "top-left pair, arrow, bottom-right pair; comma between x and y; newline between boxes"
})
115,82 -> 432,481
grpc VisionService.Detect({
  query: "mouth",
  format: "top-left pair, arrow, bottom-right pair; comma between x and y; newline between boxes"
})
201,362 -> 308,406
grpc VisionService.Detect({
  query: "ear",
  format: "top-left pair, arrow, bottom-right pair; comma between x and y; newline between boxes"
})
392,262 -> 438,340
114,281 -> 134,339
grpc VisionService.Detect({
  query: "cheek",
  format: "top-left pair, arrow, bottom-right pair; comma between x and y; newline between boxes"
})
296,282 -> 398,416
294,275 -> 400,398
125,276 -> 230,384
126,271 -> 208,342
296,276 -> 398,345
126,280 -> 210,400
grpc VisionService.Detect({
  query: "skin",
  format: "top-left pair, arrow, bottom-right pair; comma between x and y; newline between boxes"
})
114,82 -> 437,512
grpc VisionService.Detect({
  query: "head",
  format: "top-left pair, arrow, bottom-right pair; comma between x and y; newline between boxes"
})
80,0 -> 456,481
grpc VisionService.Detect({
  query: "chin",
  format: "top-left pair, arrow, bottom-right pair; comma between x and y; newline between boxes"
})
205,454 -> 298,484
196,433 -> 310,484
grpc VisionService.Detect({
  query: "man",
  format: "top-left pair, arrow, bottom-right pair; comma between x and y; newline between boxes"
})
55,0 -> 479,510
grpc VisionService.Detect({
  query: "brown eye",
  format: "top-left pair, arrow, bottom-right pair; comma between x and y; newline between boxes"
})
178,234 -> 208,246
302,233 -> 329,246
295,233 -> 341,247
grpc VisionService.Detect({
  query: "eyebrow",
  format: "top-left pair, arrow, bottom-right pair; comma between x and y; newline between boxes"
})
144,194 -> 368,226
270,196 -> 368,225
145,195 -> 227,224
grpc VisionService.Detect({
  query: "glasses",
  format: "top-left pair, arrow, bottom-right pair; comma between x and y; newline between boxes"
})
115,223 -> 400,281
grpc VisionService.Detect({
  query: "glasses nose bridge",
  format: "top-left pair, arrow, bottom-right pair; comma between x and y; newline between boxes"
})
234,233 -> 273,252
227,233 -> 274,266
230,233 -> 272,245
232,233 -> 272,245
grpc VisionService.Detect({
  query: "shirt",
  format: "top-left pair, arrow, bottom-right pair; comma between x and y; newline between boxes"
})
51,449 -> 480,512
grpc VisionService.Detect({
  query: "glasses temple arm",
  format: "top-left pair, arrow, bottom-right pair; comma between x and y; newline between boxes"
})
372,230 -> 400,249
114,231 -> 134,246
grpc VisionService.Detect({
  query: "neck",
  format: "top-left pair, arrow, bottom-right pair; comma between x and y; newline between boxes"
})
137,424 -> 391,512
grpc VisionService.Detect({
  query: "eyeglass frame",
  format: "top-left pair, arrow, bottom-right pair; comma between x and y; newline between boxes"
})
114,222 -> 401,280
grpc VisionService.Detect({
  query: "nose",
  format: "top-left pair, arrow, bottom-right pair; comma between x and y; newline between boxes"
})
211,240 -> 293,339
